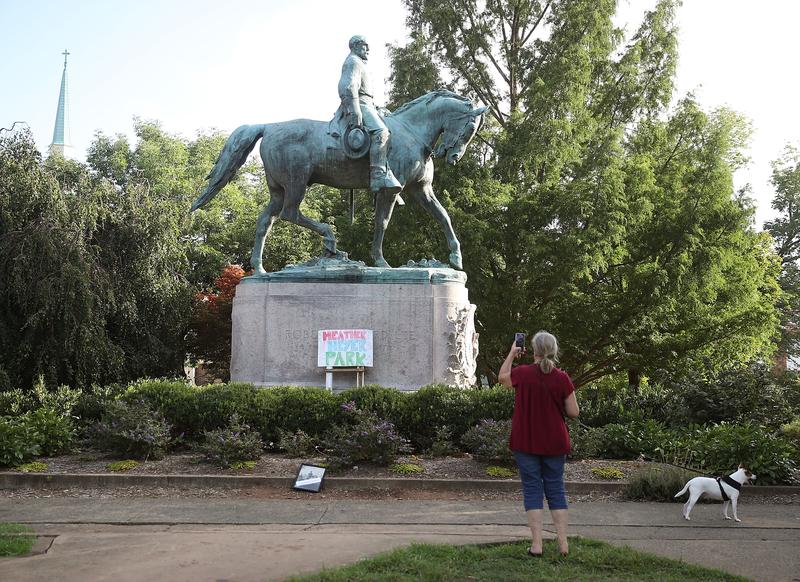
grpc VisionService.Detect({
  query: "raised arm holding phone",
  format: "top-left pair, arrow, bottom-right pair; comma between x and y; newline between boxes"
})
499,330 -> 579,557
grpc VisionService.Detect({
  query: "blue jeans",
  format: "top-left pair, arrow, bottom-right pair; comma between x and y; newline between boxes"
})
513,451 -> 568,511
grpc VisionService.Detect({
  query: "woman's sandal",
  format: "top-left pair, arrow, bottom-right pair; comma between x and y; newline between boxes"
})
527,549 -> 543,557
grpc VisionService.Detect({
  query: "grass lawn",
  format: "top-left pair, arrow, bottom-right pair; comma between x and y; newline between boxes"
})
0,523 -> 35,557
287,538 -> 749,582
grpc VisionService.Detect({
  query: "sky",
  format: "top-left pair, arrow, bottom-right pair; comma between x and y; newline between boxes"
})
1,0 -> 798,228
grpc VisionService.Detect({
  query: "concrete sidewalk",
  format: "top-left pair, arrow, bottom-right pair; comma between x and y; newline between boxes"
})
1,497 -> 798,581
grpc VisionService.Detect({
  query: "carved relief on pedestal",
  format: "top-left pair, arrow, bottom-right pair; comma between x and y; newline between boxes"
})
447,303 -> 478,388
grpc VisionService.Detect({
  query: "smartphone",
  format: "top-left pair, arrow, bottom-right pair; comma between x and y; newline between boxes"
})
514,332 -> 526,349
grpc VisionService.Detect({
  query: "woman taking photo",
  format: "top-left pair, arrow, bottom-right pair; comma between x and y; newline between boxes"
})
499,330 -> 579,557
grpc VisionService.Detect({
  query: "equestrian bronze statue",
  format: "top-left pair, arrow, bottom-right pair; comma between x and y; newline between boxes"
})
191,37 -> 486,273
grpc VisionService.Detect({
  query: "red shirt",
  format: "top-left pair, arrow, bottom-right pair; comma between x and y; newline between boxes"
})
509,364 -> 575,455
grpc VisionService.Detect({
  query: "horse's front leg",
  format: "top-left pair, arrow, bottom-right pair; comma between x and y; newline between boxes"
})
413,183 -> 462,270
372,191 -> 399,268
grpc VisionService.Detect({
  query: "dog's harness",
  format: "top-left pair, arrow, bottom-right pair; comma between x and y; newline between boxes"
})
715,475 -> 741,501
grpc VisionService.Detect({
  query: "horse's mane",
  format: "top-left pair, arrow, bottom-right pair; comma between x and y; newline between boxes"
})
389,90 -> 473,116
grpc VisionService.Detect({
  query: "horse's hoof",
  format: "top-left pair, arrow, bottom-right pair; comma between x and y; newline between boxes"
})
449,252 -> 463,270
324,249 -> 348,260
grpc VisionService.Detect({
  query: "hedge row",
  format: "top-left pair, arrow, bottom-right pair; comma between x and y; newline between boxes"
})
570,419 -> 798,485
74,380 -> 515,452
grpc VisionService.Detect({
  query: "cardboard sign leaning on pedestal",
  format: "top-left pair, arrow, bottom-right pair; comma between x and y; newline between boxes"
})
318,329 -> 373,391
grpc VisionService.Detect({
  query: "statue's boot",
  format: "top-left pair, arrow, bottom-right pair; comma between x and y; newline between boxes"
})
370,166 -> 403,196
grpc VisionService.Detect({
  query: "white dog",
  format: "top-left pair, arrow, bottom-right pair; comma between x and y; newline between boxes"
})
674,464 -> 756,522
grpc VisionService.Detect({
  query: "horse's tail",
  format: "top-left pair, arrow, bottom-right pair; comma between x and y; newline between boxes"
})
190,124 -> 267,212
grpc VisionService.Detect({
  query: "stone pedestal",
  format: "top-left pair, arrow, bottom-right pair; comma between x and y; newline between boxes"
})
230,259 -> 478,391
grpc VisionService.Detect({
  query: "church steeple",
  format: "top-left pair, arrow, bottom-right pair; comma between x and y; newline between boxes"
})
49,49 -> 72,156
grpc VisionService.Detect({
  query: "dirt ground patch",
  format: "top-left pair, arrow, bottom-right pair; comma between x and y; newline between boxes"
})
7,450 -> 646,482
4,452 -> 797,504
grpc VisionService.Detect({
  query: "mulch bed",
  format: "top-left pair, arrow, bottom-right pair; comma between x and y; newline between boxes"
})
4,452 -> 797,504
4,450 -> 646,482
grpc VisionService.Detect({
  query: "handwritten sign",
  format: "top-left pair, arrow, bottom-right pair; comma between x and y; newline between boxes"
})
318,329 -> 373,367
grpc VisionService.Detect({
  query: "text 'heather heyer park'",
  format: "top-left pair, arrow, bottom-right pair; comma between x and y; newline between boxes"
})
319,329 -> 373,367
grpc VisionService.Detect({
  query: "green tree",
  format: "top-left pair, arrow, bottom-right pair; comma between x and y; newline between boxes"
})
390,0 -> 780,385
0,127 -> 193,388
765,145 -> 800,363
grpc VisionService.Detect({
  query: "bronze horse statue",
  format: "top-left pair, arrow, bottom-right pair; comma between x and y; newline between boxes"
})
191,90 -> 487,272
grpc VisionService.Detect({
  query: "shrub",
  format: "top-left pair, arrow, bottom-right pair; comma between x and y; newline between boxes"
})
17,461 -> 48,473
591,466 -> 624,480
660,363 -> 795,429
578,374 -> 675,427
396,385 -> 472,450
592,420 -> 667,459
73,383 -> 126,428
466,386 -> 514,425
24,407 -> 75,456
428,426 -> 460,457
0,380 -> 82,418
671,422 -> 797,485
0,417 -> 41,466
337,385 -> 404,421
93,399 -> 172,460
122,379 -> 200,437
231,460 -> 257,470
567,421 -> 602,459
192,382 -> 262,435
107,460 -> 139,472
250,386 -> 339,445
460,419 -> 513,464
390,462 -> 424,475
323,401 -> 411,468
485,466 -> 515,478
780,419 -> 800,447
625,465 -> 697,502
0,389 -> 38,416
278,429 -> 319,457
194,414 -> 264,468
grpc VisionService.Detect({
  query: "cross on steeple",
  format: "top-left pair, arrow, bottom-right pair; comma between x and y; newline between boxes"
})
62,49 -> 70,67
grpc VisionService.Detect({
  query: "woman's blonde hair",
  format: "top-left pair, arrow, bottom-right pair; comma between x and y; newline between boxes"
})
532,331 -> 559,374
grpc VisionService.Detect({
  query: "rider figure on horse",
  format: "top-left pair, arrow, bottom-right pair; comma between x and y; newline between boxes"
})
337,35 -> 403,196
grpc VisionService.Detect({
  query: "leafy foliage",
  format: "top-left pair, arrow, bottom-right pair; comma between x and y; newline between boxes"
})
0,417 -> 41,466
428,425 -> 460,457
23,407 -> 74,456
107,460 -> 139,472
625,465 -> 697,502
765,145 -> 800,362
659,364 -> 795,429
591,420 -> 668,459
671,423 -> 797,486
185,265 -> 246,381
384,1 -> 780,386
460,419 -> 513,464
780,418 -> 800,447
93,399 -> 172,460
16,461 -> 48,473
323,401 -> 411,468
389,462 -> 424,475
194,414 -> 264,468
591,466 -> 624,480
485,465 -> 515,478
278,429 -> 319,458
